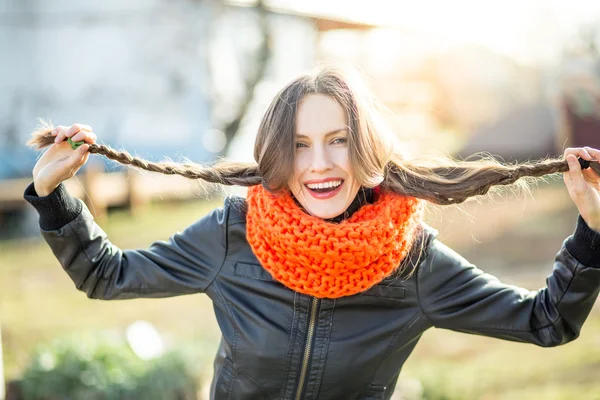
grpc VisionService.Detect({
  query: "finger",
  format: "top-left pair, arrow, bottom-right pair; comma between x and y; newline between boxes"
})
50,126 -> 60,136
65,125 -> 80,138
72,131 -> 97,144
66,123 -> 92,137
580,147 -> 600,180
74,123 -> 92,132
566,154 -> 588,194
563,169 -> 572,189
564,147 -> 593,160
582,165 -> 600,183
584,146 -> 600,161
68,144 -> 90,168
65,125 -> 79,138
78,144 -> 90,165
53,125 -> 65,141
54,126 -> 69,143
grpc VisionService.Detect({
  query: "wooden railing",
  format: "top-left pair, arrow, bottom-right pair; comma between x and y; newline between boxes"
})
0,164 -> 214,220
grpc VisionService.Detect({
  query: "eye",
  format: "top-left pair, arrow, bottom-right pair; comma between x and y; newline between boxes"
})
295,142 -> 308,148
332,138 -> 347,145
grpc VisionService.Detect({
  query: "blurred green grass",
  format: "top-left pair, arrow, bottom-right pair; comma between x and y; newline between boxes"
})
1,180 -> 600,399
402,318 -> 600,399
0,198 -> 224,384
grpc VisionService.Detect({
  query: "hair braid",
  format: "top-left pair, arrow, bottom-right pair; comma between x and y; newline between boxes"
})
28,127 -> 261,187
27,125 -> 599,206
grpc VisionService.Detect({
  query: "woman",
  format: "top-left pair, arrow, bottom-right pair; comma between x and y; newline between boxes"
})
25,67 -> 600,399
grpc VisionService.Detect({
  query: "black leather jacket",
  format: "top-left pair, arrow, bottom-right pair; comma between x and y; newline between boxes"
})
25,183 -> 600,400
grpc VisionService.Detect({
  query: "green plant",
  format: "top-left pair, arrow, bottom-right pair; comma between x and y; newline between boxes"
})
20,332 -> 199,400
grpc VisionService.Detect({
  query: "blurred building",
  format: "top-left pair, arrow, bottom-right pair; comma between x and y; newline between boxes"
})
4,0 -> 587,179
0,1 -> 212,179
0,0 -> 385,235
2,0 -> 596,224
444,44 -> 560,162
0,0 -> 316,180
1,0 -> 395,182
556,48 -> 600,151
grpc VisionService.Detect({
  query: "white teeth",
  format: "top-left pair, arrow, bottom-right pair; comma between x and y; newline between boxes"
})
306,180 -> 342,190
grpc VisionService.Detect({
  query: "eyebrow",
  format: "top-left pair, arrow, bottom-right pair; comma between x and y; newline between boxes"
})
295,128 -> 348,140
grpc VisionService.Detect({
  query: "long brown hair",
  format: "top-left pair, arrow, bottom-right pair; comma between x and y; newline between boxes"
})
27,66 -> 597,206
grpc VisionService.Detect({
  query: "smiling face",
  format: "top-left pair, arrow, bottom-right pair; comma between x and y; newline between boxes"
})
288,93 -> 361,219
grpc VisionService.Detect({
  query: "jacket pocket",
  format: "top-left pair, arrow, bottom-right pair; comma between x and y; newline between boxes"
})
364,282 -> 406,300
358,384 -> 386,399
213,357 -> 268,400
214,357 -> 235,399
234,262 -> 274,281
360,276 -> 407,300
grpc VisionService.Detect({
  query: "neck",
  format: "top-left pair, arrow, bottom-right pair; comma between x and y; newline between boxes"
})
291,187 -> 375,223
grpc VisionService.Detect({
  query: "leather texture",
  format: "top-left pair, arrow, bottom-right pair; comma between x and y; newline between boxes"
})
40,195 -> 600,400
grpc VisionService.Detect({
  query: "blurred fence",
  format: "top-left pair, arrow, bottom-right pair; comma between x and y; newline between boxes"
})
0,165 -> 213,222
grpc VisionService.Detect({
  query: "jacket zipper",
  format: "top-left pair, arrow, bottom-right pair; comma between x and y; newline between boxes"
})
295,297 -> 320,400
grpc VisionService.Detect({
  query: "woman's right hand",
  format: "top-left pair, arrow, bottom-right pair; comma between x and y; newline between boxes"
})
33,124 -> 97,196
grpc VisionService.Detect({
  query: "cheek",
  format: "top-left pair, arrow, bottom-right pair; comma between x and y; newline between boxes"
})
293,152 -> 309,176
332,149 -> 352,176
289,155 -> 304,191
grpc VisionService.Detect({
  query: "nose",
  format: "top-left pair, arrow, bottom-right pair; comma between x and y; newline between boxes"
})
309,146 -> 334,173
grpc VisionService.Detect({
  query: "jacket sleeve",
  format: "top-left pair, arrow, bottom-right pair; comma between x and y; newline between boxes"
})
416,216 -> 600,347
24,182 -> 229,300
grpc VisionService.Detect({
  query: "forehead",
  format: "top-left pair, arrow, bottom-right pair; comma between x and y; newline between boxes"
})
295,93 -> 346,136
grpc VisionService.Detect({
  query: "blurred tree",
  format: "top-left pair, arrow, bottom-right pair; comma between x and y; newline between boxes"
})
210,0 -> 272,157
557,21 -> 600,150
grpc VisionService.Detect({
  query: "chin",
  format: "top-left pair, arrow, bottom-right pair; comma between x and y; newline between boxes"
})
292,185 -> 356,220
303,200 -> 348,220
309,208 -> 343,220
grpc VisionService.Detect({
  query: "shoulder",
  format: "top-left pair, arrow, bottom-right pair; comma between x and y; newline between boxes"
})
404,221 -> 438,267
178,194 -> 246,240
405,222 -> 477,281
394,221 -> 438,278
412,220 -> 481,267
223,193 -> 248,225
414,225 -> 495,296
417,221 -> 439,250
420,229 -> 469,270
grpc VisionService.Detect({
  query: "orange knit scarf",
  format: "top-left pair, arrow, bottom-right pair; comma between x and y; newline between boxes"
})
245,184 -> 425,299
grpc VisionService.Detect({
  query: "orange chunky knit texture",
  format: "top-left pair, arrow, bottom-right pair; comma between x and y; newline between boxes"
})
245,184 -> 425,298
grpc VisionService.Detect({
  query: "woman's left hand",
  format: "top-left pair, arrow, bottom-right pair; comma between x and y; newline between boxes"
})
563,146 -> 600,231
